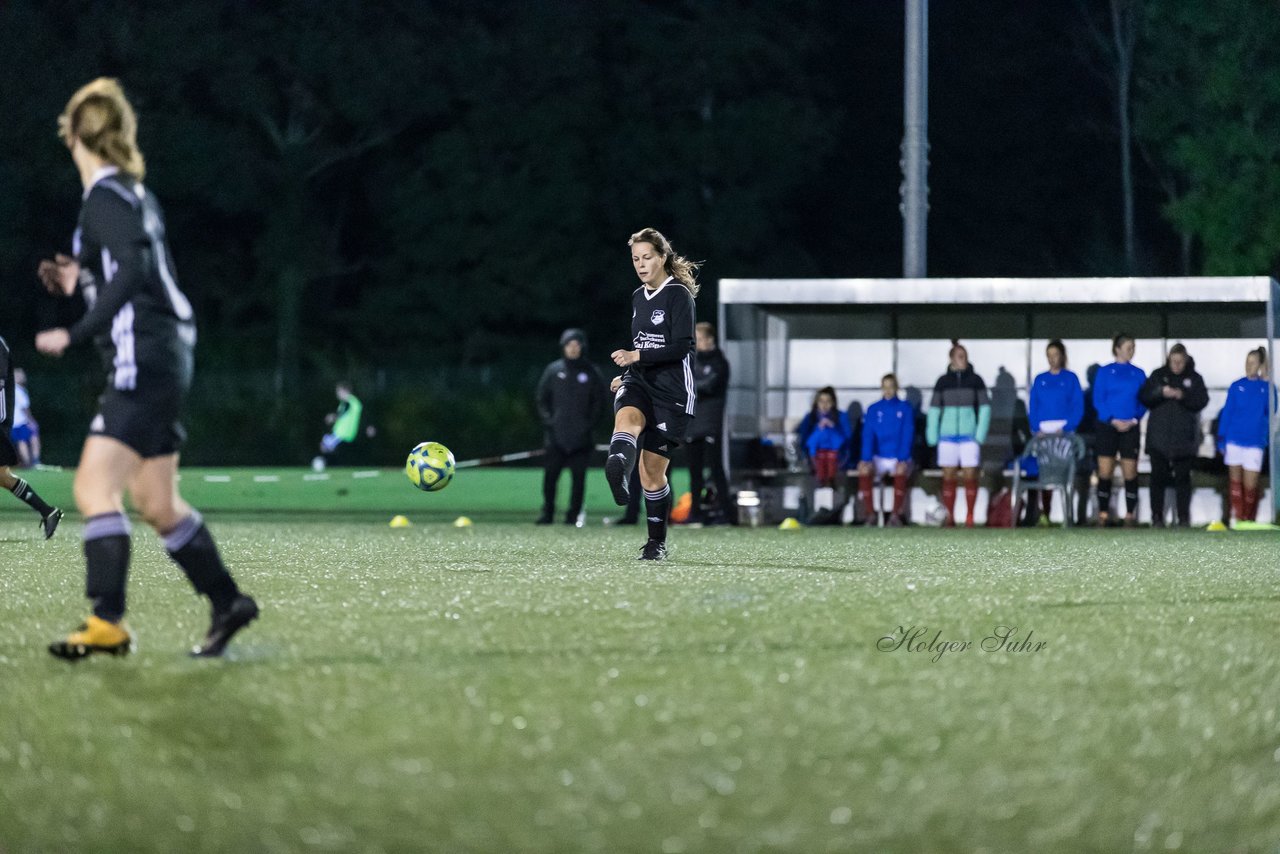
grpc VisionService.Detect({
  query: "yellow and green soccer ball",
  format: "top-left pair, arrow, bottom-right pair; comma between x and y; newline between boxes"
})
405,441 -> 455,492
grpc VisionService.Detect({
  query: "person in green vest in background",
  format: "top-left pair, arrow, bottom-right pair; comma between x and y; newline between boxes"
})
313,380 -> 363,471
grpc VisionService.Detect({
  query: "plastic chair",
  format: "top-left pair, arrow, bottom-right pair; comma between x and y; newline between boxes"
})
1011,434 -> 1086,527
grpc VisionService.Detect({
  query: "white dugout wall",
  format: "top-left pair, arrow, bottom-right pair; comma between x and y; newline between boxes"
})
717,277 -> 1280,524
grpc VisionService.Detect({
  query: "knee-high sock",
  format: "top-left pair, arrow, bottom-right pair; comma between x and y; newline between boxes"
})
1040,490 -> 1053,517
1244,486 -> 1259,521
9,477 -> 54,517
1229,479 -> 1244,522
84,513 -> 131,622
893,473 -> 908,516
964,476 -> 979,523
644,483 -> 671,544
163,511 -> 240,612
1124,479 -> 1140,518
1096,479 -> 1112,516
609,432 -> 638,478
941,477 -> 957,521
859,472 -> 875,518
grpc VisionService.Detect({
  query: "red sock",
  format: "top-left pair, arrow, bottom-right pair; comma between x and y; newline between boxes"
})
942,477 -> 957,522
893,473 -> 908,516
859,472 -> 875,517
1244,487 -> 1259,521
964,476 -> 979,525
1229,480 -> 1244,522
814,450 -> 837,486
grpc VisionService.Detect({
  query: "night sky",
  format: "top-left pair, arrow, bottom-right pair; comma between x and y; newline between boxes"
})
0,0 -> 1271,461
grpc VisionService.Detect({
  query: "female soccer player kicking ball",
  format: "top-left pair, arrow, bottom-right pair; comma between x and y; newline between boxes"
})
605,229 -> 699,561
36,79 -> 257,660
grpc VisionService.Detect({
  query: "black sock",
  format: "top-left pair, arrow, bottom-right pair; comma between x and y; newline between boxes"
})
609,432 -> 638,478
644,482 -> 671,544
163,511 -> 240,612
1124,479 -> 1139,517
83,513 -> 131,622
1096,480 -> 1112,515
9,478 -> 54,517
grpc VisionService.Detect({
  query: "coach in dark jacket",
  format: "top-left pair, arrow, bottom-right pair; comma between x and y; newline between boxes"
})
536,329 -> 608,524
1139,343 -> 1208,527
686,322 -> 732,524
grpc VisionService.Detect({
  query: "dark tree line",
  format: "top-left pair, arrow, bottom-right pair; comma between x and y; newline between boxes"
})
0,0 -> 1274,463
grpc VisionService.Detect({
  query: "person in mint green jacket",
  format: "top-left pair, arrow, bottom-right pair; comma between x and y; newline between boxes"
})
926,340 -> 991,526
315,380 -> 363,470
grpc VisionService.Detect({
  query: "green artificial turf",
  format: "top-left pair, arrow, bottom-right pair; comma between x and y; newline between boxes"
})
0,466 -> 689,522
2,471 -> 1278,852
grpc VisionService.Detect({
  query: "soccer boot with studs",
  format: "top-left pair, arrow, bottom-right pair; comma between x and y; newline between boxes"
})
41,507 -> 64,540
605,454 -> 631,506
638,539 -> 668,561
191,594 -> 259,658
49,615 -> 132,661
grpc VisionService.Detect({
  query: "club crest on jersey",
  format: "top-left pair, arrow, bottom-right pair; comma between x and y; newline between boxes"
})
650,309 -> 666,325
577,372 -> 589,383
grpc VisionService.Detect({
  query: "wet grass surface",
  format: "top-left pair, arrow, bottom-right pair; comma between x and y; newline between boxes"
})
2,479 -> 1279,852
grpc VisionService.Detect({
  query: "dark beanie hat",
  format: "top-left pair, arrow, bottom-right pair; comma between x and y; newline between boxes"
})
560,328 -> 587,349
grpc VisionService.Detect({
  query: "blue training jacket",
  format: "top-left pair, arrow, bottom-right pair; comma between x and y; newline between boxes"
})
1217,376 -> 1272,449
797,409 -> 854,469
861,397 -> 915,461
1093,362 -> 1147,423
1029,369 -> 1084,433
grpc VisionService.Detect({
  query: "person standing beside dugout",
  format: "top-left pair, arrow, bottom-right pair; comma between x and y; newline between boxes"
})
1140,343 -> 1208,527
685,322 -> 732,525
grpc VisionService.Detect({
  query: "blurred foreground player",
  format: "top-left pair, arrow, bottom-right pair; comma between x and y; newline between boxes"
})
36,78 -> 257,659
0,336 -> 62,537
605,228 -> 699,560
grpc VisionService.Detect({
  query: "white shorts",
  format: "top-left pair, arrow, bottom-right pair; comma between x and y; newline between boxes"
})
867,457 -> 900,477
1224,442 -> 1264,473
1037,419 -> 1067,434
937,439 -> 980,468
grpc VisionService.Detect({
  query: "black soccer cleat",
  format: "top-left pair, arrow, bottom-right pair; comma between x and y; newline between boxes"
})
40,508 -> 63,540
605,454 -> 631,506
191,595 -> 259,658
637,539 -> 668,561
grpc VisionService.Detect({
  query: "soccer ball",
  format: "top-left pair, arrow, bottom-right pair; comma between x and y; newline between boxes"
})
405,442 -> 455,492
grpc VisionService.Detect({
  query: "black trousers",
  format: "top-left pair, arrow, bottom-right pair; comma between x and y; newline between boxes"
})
543,444 -> 590,522
687,433 -> 732,520
1148,449 -> 1193,525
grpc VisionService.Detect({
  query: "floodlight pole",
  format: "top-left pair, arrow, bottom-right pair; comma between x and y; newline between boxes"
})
901,0 -> 929,278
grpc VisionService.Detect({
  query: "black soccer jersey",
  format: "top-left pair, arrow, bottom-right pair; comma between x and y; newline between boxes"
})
70,167 -> 195,392
623,277 -> 696,415
0,335 -> 13,432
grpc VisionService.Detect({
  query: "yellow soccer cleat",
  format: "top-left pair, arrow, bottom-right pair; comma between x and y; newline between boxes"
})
48,615 -> 133,661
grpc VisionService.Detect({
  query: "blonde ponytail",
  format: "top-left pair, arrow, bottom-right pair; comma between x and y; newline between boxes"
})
59,78 -> 146,180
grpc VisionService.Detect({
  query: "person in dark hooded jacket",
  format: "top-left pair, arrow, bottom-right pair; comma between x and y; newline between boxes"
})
685,322 -> 732,524
536,329 -> 608,524
1139,343 -> 1209,527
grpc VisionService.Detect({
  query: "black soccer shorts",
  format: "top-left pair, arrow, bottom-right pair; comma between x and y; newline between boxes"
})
1094,422 -> 1140,460
90,385 -> 188,459
614,381 -> 689,459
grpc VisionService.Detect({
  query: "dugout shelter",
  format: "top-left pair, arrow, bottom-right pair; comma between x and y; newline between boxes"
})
718,277 -> 1280,524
